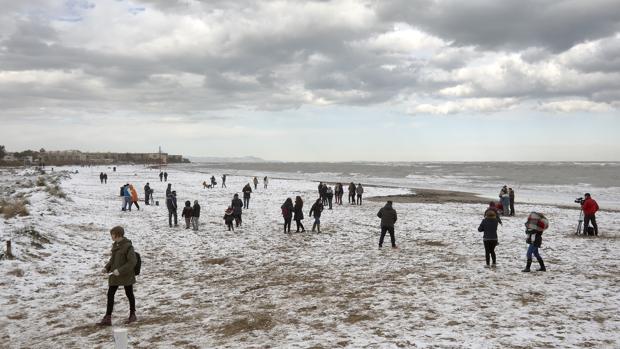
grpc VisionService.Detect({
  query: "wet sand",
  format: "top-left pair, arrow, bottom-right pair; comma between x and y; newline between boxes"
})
367,188 -> 491,205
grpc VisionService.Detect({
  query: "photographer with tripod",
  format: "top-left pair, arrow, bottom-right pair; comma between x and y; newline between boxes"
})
581,193 -> 600,236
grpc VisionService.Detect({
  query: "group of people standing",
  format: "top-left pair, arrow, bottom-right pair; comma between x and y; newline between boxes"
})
317,182 -> 364,209
99,172 -> 108,184
498,185 -> 515,216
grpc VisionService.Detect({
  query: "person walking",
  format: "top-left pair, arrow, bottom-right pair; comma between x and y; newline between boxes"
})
281,198 -> 294,233
294,196 -> 305,232
191,200 -> 200,231
377,201 -> 398,249
231,193 -> 243,227
103,173 -> 108,184
253,176 -> 259,190
159,171 -> 163,182
522,212 -> 549,272
181,201 -> 193,229
309,199 -> 324,233
224,207 -> 235,231
97,226 -> 137,326
242,184 -> 252,209
100,172 -> 104,184
166,190 -> 178,227
356,183 -> 364,205
144,183 -> 151,205
128,184 -> 140,211
163,172 -> 168,182
478,209 -> 500,267
582,193 -> 600,236
222,174 -> 227,188
264,176 -> 268,189
508,188 -> 515,216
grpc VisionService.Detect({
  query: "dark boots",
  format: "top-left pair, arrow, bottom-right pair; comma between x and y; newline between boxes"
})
97,314 -> 112,326
125,312 -> 137,324
522,259 -> 532,272
537,257 -> 546,271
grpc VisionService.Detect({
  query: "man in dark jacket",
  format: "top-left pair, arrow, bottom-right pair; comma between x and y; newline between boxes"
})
242,184 -> 252,209
144,183 -> 151,205
377,201 -> 397,248
508,188 -> 515,216
98,226 -> 137,326
159,171 -> 163,182
582,193 -> 599,236
191,200 -> 200,231
166,191 -> 178,227
348,182 -> 356,205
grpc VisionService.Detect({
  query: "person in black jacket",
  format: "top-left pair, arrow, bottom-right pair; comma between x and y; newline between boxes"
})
181,201 -> 193,229
103,173 -> 107,184
477,209 -> 499,267
231,193 -> 243,227
163,172 -> 168,181
294,196 -> 305,232
191,200 -> 200,231
144,183 -> 151,205
242,184 -> 252,209
166,191 -> 178,227
377,201 -> 397,248
348,182 -> 356,204
100,172 -> 104,184
309,199 -> 324,232
281,198 -> 294,233
159,171 -> 163,182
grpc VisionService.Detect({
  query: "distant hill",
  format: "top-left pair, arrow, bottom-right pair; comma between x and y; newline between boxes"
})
187,156 -> 268,163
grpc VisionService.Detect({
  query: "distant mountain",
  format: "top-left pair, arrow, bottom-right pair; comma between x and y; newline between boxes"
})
187,156 -> 269,163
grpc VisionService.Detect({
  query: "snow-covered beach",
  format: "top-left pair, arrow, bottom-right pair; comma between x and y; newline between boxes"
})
1,165 -> 620,348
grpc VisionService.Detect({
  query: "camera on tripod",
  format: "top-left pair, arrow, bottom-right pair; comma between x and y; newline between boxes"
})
574,197 -> 585,204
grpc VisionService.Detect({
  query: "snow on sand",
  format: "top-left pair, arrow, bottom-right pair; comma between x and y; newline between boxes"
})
1,166 -> 619,348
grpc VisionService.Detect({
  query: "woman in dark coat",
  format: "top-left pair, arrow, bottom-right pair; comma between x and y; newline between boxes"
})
98,226 -> 137,326
294,196 -> 305,232
281,198 -> 294,233
231,193 -> 244,227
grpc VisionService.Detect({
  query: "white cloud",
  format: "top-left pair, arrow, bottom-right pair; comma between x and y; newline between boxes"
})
410,98 -> 518,115
538,100 -> 614,113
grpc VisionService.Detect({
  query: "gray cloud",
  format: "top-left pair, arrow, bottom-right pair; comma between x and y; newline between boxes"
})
0,0 -> 618,121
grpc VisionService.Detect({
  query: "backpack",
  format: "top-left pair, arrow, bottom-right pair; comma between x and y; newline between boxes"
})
134,251 -> 141,276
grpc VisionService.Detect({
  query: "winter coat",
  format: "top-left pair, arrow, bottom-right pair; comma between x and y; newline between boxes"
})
182,206 -> 193,218
144,184 -> 151,195
105,237 -> 136,286
377,203 -> 397,227
582,198 -> 599,216
129,185 -> 138,201
123,186 -> 131,198
281,201 -> 294,219
356,185 -> 364,195
294,203 -> 304,220
478,218 -> 499,241
224,212 -> 234,224
243,185 -> 252,198
309,202 -> 323,219
484,208 -> 502,225
526,230 -> 543,247
166,194 -> 177,211
192,204 -> 201,217
231,198 -> 243,215
326,188 -> 333,199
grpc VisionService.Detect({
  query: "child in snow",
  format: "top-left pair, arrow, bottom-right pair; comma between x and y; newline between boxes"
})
224,207 -> 235,231
181,201 -> 193,229
522,212 -> 548,272
478,209 -> 499,267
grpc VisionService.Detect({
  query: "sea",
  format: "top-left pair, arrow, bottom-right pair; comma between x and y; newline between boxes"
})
175,162 -> 620,209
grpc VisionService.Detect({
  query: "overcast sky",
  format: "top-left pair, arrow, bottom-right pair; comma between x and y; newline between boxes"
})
1,0 -> 619,161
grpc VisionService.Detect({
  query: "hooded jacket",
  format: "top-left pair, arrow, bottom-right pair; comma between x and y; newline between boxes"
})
478,218 -> 499,240
105,237 -> 136,286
